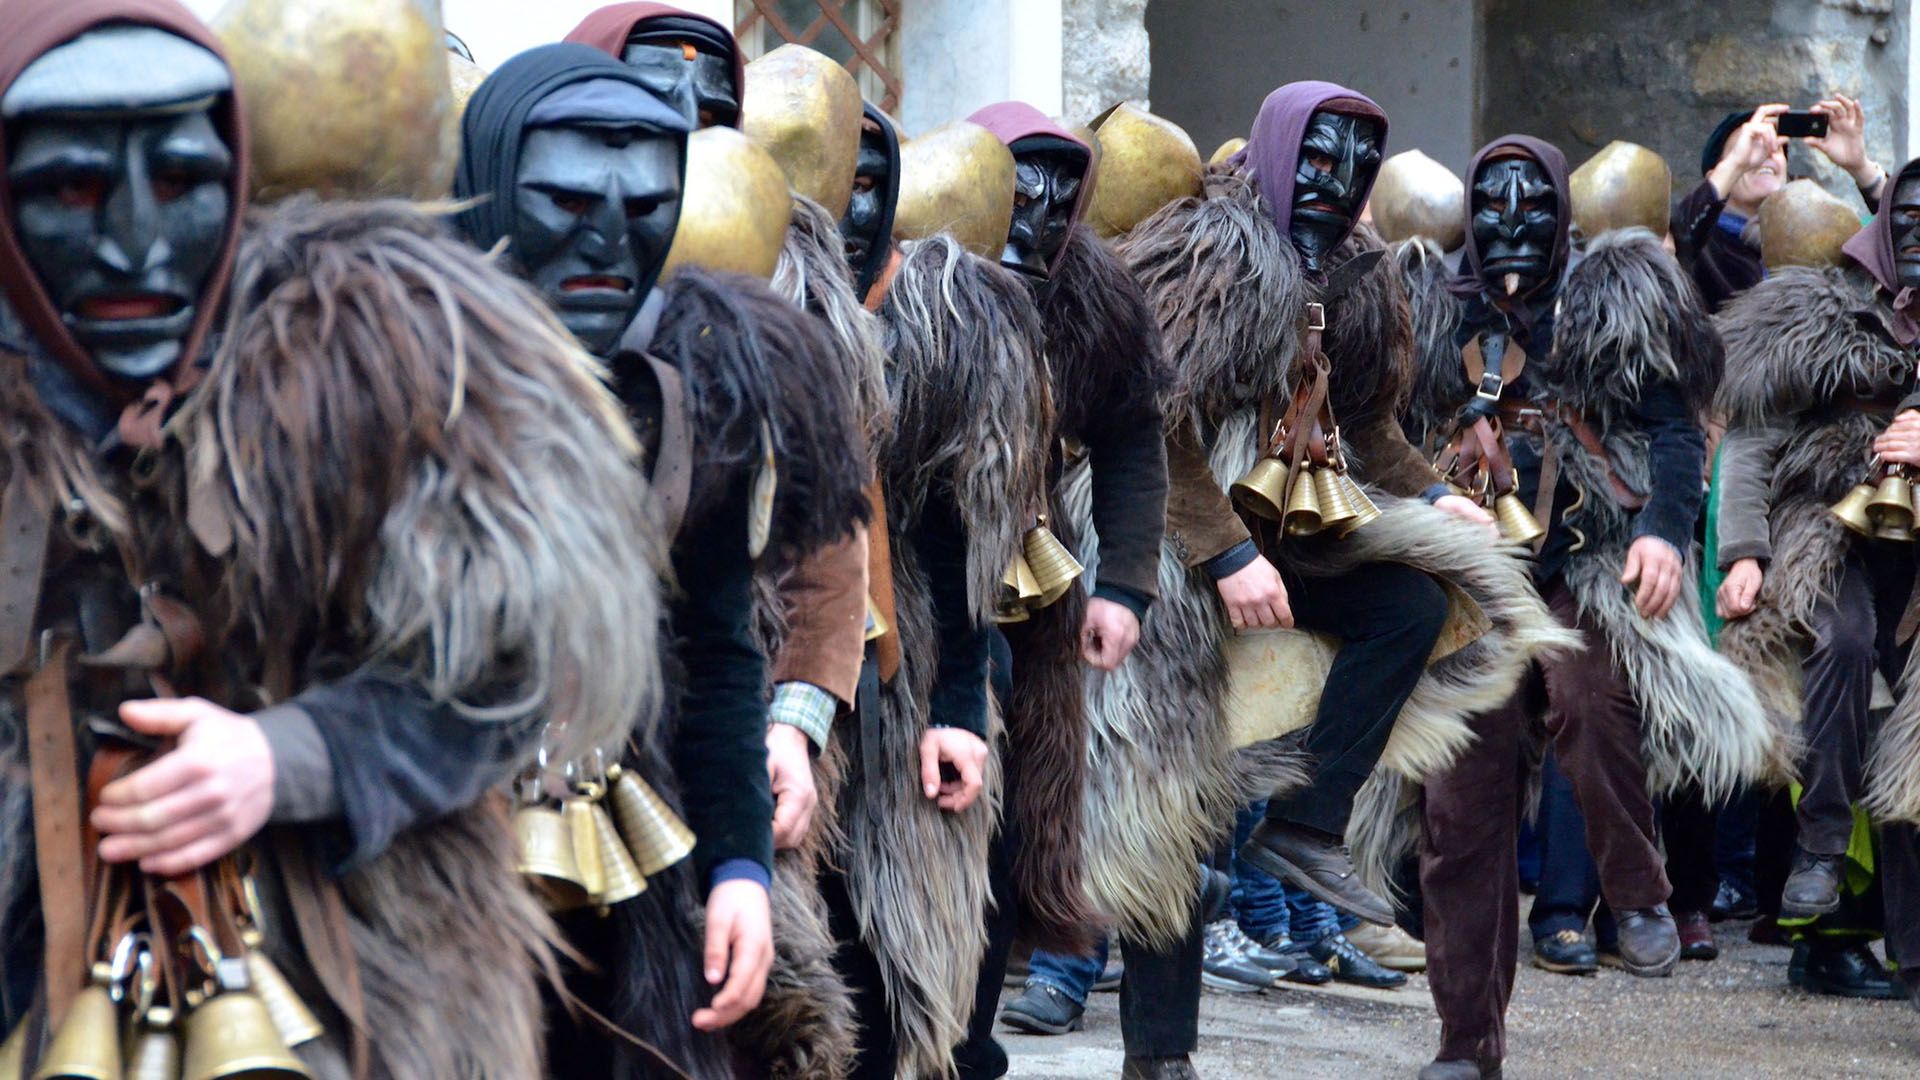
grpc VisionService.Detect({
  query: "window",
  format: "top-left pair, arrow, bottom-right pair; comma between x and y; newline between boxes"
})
734,0 -> 902,114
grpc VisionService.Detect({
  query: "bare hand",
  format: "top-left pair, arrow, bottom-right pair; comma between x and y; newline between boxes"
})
765,723 -> 818,849
1873,410 -> 1920,467
919,726 -> 988,812
692,878 -> 772,1031
1433,493 -> 1499,536
1080,596 -> 1141,670
1709,104 -> 1788,199
1808,93 -> 1877,187
1620,536 -> 1685,620
1716,557 -> 1764,620
91,698 -> 274,876
1215,554 -> 1293,631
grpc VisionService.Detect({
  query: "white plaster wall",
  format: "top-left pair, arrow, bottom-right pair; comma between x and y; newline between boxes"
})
899,0 -> 1062,136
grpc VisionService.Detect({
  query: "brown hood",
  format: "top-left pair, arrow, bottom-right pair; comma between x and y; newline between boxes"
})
0,0 -> 249,409
563,2 -> 744,127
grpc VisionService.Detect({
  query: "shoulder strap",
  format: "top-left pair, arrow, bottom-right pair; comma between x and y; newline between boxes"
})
644,357 -> 694,542
0,464 -> 53,675
27,639 -> 84,1029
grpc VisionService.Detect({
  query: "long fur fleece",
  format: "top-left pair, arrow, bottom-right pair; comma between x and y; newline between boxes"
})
1394,236 -> 1469,454
1094,176 -> 1566,944
1714,265 -> 1920,818
177,198 -> 666,1080
1538,229 -> 1775,799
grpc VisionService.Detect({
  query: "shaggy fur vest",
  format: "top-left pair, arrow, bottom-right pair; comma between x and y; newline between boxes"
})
1715,263 -> 1920,820
1405,228 -> 1776,801
1089,169 -> 1569,939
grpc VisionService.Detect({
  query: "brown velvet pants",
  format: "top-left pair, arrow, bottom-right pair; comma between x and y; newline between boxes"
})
1420,579 -> 1672,1066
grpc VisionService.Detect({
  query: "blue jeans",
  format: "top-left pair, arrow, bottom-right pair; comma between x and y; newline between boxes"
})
1231,801 -> 1352,945
1027,936 -> 1109,1006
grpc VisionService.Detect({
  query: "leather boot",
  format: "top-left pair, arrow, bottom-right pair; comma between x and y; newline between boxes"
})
1780,849 -> 1843,918
1121,1054 -> 1199,1080
1238,819 -> 1395,926
1612,905 -> 1679,977
1417,1061 -> 1501,1080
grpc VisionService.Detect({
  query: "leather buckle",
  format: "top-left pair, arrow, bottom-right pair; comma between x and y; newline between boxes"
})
1305,302 -> 1326,332
1476,371 -> 1504,401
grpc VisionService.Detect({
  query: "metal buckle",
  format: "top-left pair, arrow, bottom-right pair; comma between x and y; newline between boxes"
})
1475,371 -> 1504,401
1305,302 -> 1326,332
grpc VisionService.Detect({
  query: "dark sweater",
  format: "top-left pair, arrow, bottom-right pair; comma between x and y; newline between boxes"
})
1673,178 -> 1765,314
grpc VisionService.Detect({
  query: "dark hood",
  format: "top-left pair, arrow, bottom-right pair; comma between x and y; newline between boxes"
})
563,2 -> 744,129
967,100 -> 1095,277
1449,134 -> 1570,306
0,0 -> 248,408
1843,154 -> 1920,345
451,42 -> 689,255
852,101 -> 900,299
1232,80 -> 1387,257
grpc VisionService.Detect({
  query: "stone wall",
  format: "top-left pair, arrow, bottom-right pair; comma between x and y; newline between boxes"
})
1477,0 -> 1907,198
1062,0 -> 1151,121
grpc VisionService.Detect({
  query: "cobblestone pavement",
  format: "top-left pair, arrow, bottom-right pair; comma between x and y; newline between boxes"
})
1004,920 -> 1919,1079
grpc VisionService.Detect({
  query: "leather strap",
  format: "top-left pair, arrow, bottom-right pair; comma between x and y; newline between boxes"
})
0,466 -> 52,675
27,639 -> 84,1029
862,477 -> 900,683
646,357 -> 695,542
280,840 -> 371,1080
862,247 -> 902,314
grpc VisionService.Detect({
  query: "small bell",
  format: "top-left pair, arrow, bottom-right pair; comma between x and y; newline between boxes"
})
1831,481 -> 1879,536
1022,518 -> 1085,609
563,794 -> 606,900
1229,456 -> 1290,521
1868,471 -> 1916,540
1283,467 -> 1324,537
512,802 -> 591,911
179,992 -> 310,1080
1493,492 -> 1546,544
124,1009 -> 179,1080
607,765 -> 697,877
239,935 -> 322,1049
1334,471 -> 1382,534
32,979 -> 121,1080
1312,467 -> 1359,531
589,799 -> 647,907
863,596 -> 890,643
996,552 -> 1043,618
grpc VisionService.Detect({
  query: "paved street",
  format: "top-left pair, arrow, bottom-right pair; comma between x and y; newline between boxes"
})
1004,918 -> 1919,1079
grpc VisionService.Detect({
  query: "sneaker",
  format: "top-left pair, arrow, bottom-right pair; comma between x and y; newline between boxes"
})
1220,921 -> 1297,977
1342,921 -> 1427,972
1676,910 -> 1718,961
999,981 -> 1085,1035
1709,880 -> 1758,921
1257,934 -> 1332,985
1202,920 -> 1275,992
1531,929 -> 1598,975
1298,933 -> 1407,989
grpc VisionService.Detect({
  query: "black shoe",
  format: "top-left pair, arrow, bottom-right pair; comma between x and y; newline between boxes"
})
1709,880 -> 1758,921
1122,1055 -> 1199,1080
1531,929 -> 1598,975
1780,850 -> 1844,918
1092,958 -> 1124,992
1213,920 -> 1297,977
1418,1062 -> 1502,1080
1260,935 -> 1332,985
1612,906 -> 1680,977
999,982 -> 1085,1035
1239,820 -> 1396,926
1794,941 -> 1904,1000
1202,921 -> 1275,992
1301,933 -> 1407,989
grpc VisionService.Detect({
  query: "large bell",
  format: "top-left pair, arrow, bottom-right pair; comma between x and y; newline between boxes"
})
1283,468 -> 1324,537
1334,472 -> 1383,535
1758,179 -> 1864,271
1229,456 -> 1291,521
1209,137 -> 1246,166
1831,481 -> 1879,536
1369,149 -> 1466,249
588,798 -> 647,906
1493,492 -> 1546,544
892,121 -> 1017,259
512,802 -> 590,909
607,766 -> 697,877
741,45 -> 864,219
1312,465 -> 1360,532
239,938 -> 322,1050
1569,141 -> 1672,239
1084,103 -> 1203,239
124,1010 -> 179,1080
662,127 -> 793,280
32,980 -> 121,1080
179,992 -> 309,1080
1022,520 -> 1085,609
216,0 -> 456,201
1868,471 -> 1914,523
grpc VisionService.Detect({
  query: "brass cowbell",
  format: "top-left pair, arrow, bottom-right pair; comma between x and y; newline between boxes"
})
239,933 -> 322,1049
1868,471 -> 1915,541
1022,517 -> 1085,609
1831,481 -> 1879,536
1229,456 -> 1290,521
1283,467 -> 1324,536
607,765 -> 697,877
1334,471 -> 1382,533
513,799 -> 591,911
1493,492 -> 1546,544
32,975 -> 121,1080
1312,466 -> 1359,531
583,785 -> 646,906
124,1009 -> 179,1080
994,553 -> 1043,623
179,990 -> 309,1080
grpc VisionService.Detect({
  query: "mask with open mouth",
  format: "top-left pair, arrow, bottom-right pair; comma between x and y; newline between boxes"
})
1890,167 -> 1920,292
1289,110 -> 1381,272
1470,153 -> 1560,296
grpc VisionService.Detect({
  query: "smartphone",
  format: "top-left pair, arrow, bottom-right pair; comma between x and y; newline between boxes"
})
1777,111 -> 1829,139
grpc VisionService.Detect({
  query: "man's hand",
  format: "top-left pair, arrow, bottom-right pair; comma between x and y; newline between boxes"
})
1080,596 -> 1141,671
1215,555 -> 1293,631
1708,104 -> 1788,199
1873,409 -> 1920,467
1620,535 -> 1685,620
1808,94 -> 1881,191
765,723 -> 817,850
90,698 -> 274,876
1716,557 -> 1764,620
918,726 -> 987,813
692,878 -> 772,1031
1433,493 -> 1499,536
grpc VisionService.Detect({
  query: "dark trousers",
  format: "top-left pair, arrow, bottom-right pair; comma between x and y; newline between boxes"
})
1526,749 -> 1603,939
1662,785 -> 1721,915
823,867 -> 900,1080
1799,544 -> 1912,855
1267,560 -> 1450,835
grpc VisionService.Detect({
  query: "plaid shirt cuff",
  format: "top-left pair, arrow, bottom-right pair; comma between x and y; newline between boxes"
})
769,681 -> 835,752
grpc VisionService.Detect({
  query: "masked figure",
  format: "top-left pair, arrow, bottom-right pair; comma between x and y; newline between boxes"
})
454,42 -> 871,1080
0,4 -> 663,1080
566,2 -> 744,130
1713,159 -> 1920,1009
1401,135 -> 1773,1079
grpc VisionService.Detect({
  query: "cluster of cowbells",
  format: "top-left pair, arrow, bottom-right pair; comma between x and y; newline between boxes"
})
1231,458 -> 1382,538
1833,464 -> 1920,542
514,765 -> 697,912
995,519 -> 1087,624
